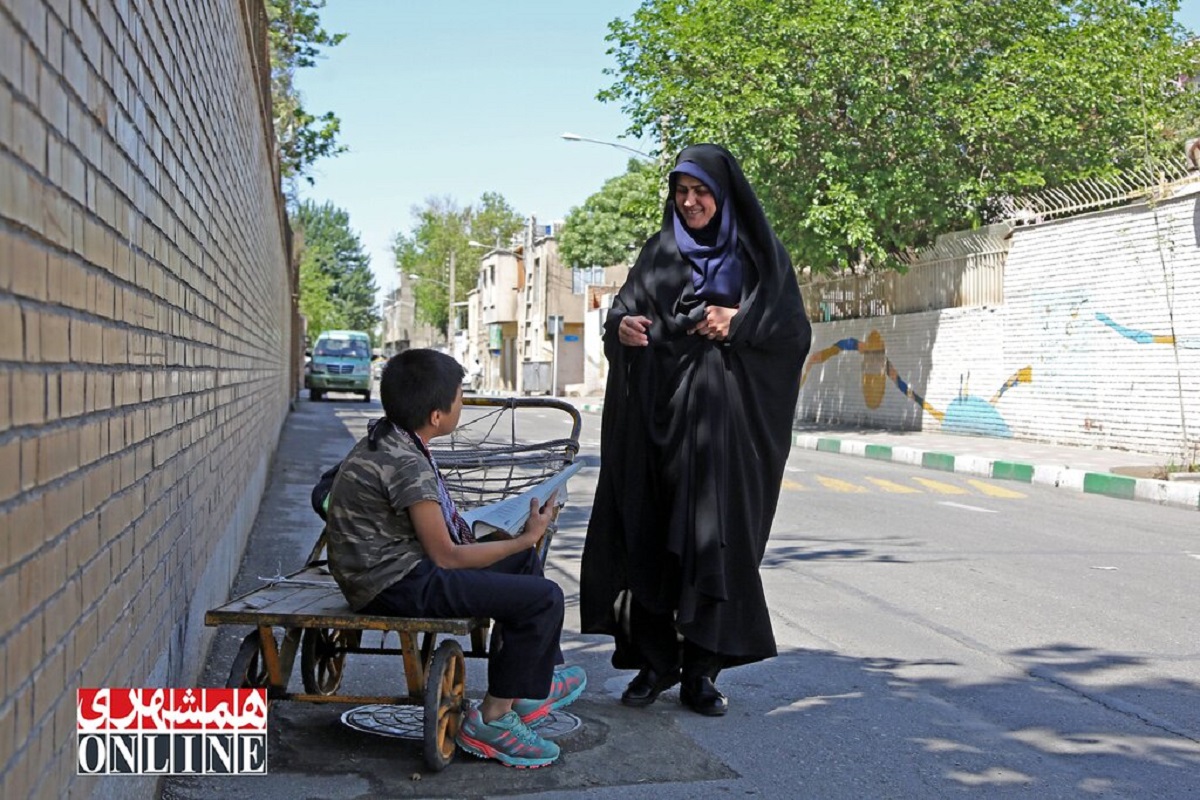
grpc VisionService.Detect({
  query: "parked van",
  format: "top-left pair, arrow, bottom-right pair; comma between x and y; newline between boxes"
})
305,330 -> 373,402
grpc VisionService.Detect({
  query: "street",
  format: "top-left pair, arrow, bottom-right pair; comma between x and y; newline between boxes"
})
164,398 -> 1200,799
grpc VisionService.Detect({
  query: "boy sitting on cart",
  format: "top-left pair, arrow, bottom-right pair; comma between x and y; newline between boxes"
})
323,348 -> 586,769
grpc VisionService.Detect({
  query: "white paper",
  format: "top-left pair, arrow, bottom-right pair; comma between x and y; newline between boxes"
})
460,461 -> 584,538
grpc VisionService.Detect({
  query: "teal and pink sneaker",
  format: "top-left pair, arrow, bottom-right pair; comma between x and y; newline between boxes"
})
455,706 -> 560,768
512,665 -> 587,727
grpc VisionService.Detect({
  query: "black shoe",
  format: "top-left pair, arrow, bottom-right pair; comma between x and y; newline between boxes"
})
620,668 -> 680,708
680,676 -> 728,716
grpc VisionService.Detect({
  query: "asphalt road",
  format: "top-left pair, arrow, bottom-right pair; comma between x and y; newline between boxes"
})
161,397 -> 1200,799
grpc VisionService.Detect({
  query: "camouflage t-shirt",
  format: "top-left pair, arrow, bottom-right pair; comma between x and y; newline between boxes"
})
324,426 -> 441,611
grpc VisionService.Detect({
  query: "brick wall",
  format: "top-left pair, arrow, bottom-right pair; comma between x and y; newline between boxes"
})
0,1 -> 294,798
798,189 -> 1200,460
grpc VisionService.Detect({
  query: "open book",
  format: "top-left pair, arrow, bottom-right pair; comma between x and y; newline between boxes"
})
460,461 -> 584,540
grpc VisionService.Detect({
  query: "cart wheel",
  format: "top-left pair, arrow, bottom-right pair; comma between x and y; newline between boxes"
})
226,630 -> 271,689
423,640 -> 466,772
300,628 -> 360,695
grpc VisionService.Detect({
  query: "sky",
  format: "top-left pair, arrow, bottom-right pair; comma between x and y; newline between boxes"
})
296,1 -> 1200,304
293,1 -> 649,302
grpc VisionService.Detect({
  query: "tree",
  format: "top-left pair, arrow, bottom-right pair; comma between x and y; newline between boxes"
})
297,247 -> 337,338
267,0 -> 347,194
601,0 -> 1200,272
293,200 -> 379,341
392,194 -> 525,333
559,159 -> 663,269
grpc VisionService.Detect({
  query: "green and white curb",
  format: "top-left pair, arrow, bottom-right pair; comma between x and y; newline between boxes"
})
792,434 -> 1200,511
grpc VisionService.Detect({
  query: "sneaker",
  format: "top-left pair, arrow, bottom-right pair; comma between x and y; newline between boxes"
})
512,665 -> 587,726
455,706 -> 560,768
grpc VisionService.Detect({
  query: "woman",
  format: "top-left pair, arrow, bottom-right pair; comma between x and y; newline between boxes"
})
580,143 -> 812,716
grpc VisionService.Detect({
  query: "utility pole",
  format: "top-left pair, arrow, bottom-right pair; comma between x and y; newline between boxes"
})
447,250 -> 456,359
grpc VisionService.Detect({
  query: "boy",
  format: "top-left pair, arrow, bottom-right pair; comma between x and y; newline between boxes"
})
324,349 -> 585,768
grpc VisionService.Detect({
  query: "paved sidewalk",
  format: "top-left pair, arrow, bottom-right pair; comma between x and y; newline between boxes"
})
575,396 -> 1200,511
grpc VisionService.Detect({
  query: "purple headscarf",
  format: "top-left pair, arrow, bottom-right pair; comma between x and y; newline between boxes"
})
671,161 -> 743,306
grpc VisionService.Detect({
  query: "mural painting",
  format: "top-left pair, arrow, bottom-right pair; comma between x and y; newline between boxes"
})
802,329 -> 1032,437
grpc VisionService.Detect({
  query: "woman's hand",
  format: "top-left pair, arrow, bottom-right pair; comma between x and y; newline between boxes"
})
618,315 -> 652,347
689,305 -> 738,341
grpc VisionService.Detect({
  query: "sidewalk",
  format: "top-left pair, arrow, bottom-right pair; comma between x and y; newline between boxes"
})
575,395 -> 1200,511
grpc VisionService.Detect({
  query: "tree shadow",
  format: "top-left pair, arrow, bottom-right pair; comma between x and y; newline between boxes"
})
729,643 -> 1200,796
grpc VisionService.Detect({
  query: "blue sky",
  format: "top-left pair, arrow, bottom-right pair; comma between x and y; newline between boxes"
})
294,1 -> 648,300
296,1 -> 1200,302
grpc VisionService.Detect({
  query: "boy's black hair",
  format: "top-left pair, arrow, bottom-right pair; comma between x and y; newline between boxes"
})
381,349 -> 465,431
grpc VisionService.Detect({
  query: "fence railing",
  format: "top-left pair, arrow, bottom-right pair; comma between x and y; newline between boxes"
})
996,156 -> 1200,222
802,224 -> 1011,322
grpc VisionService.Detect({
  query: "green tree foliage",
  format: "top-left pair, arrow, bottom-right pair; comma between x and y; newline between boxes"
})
267,0 -> 347,192
559,159 -> 663,268
392,194 -> 525,333
298,252 -> 336,338
294,200 -> 379,342
601,0 -> 1200,272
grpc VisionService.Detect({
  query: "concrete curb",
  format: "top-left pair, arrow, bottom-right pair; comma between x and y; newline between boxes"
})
792,434 -> 1200,512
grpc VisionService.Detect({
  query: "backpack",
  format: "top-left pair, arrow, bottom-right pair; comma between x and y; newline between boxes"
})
311,417 -> 393,521
311,463 -> 340,521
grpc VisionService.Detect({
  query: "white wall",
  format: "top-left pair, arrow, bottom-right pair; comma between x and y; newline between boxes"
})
798,188 -> 1200,459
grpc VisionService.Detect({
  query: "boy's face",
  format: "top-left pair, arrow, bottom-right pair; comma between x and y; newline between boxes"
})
432,385 -> 464,439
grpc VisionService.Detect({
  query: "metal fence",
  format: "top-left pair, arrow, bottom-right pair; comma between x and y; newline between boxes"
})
802,224 -> 1011,322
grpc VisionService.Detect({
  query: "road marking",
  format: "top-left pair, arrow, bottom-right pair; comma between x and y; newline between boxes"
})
816,476 -> 869,493
781,478 -> 808,491
965,479 -> 1026,498
938,501 -> 997,513
865,477 -> 922,494
913,477 -> 971,495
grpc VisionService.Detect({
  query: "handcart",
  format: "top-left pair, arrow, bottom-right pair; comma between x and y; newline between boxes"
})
204,396 -> 582,771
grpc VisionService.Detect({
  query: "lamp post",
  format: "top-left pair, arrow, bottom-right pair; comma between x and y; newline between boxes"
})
469,238 -> 530,393
407,259 -> 456,357
560,132 -> 654,160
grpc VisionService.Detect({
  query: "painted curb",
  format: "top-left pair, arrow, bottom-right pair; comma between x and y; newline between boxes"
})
584,406 -> 1199,511
791,433 -> 1200,512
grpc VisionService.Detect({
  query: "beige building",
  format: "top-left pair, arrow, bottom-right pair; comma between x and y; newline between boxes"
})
379,284 -> 439,356
466,221 -> 592,395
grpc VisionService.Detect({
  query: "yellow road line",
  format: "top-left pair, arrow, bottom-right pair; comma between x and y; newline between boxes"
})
816,476 -> 869,493
781,479 -> 807,491
865,477 -> 922,494
912,477 -> 970,495
965,479 -> 1026,498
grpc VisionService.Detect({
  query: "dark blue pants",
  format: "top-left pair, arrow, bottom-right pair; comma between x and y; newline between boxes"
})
364,549 -> 564,700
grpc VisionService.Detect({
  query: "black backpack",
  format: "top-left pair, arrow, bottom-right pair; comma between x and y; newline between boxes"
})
311,417 -> 393,521
310,463 -> 340,521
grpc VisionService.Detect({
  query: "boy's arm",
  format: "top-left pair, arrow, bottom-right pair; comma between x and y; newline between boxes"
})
410,491 -> 558,570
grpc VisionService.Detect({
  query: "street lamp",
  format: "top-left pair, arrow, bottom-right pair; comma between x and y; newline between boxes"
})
560,132 -> 654,160
408,254 -> 457,354
467,240 -> 517,254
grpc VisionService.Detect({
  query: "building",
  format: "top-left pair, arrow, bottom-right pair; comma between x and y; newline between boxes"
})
380,283 -> 439,356
466,219 -> 593,395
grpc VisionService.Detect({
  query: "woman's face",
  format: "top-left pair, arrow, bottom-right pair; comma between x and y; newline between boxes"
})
674,175 -> 717,230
